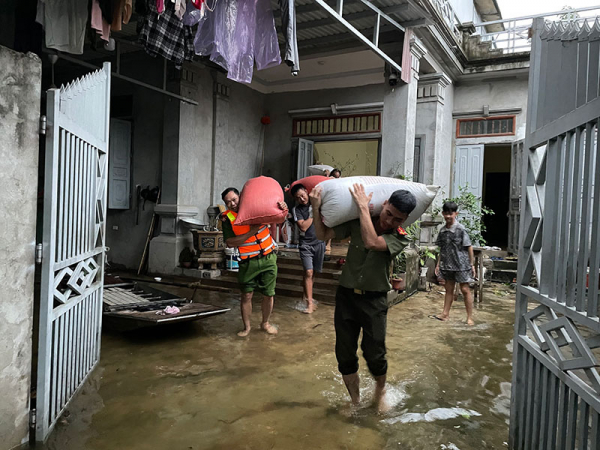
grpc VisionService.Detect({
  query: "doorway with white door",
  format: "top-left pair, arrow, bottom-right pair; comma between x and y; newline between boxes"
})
453,143 -> 513,248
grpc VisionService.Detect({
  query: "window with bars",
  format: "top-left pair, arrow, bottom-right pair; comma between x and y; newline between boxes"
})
292,113 -> 381,137
456,116 -> 516,138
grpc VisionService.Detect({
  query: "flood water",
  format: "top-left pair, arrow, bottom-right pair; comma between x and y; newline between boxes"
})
42,284 -> 516,450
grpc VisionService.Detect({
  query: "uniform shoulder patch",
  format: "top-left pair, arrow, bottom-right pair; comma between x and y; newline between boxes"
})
397,226 -> 407,236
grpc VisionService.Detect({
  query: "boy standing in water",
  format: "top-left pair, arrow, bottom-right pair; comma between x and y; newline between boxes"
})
434,201 -> 476,325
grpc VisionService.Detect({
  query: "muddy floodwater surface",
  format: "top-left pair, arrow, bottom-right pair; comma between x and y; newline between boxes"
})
43,284 -> 516,450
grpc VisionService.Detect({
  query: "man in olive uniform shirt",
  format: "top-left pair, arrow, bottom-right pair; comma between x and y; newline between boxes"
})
310,184 -> 416,413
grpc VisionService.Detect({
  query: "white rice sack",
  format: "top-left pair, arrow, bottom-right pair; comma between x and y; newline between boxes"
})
308,164 -> 334,176
317,176 -> 439,228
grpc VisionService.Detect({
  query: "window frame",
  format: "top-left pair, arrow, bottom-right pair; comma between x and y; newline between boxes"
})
456,115 -> 516,138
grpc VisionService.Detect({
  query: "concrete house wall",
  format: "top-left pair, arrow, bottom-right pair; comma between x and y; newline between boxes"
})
453,76 -> 529,145
0,45 -> 41,450
263,84 -> 385,185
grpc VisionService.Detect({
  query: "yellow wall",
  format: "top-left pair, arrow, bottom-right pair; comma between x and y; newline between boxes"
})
314,140 -> 379,176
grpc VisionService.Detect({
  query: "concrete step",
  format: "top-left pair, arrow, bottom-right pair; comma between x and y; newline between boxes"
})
201,273 -> 336,304
491,259 -> 518,271
489,269 -> 518,284
276,272 -> 339,291
276,254 -> 345,271
277,263 -> 342,280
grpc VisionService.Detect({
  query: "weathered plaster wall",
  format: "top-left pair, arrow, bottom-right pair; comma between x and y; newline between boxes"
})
263,84 -> 384,185
0,45 -> 41,449
106,58 -> 165,269
452,76 -> 529,145
212,74 -> 267,208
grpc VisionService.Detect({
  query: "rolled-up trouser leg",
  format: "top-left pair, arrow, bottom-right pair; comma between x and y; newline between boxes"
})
334,287 -> 361,375
360,293 -> 388,377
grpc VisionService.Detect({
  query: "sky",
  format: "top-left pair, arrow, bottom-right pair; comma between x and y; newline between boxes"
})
496,0 -> 600,19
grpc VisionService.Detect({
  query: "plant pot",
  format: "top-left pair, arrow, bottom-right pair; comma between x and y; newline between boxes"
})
391,274 -> 405,291
420,267 -> 428,277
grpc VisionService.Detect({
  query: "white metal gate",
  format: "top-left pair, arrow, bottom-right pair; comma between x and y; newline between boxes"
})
36,63 -> 111,441
510,18 -> 600,449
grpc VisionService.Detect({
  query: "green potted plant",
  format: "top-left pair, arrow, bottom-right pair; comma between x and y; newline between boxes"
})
179,247 -> 196,268
391,251 -> 407,291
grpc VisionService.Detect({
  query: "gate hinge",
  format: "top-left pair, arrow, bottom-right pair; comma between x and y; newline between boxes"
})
39,115 -> 47,135
29,408 -> 36,429
35,243 -> 43,264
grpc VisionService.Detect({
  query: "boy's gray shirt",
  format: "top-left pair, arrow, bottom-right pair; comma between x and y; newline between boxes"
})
436,221 -> 472,271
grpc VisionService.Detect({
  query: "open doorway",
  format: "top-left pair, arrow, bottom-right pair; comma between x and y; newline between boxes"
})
313,140 -> 379,176
482,145 -> 511,248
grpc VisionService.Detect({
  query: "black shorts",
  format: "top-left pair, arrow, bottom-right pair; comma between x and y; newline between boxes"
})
299,241 -> 326,272
334,286 -> 388,377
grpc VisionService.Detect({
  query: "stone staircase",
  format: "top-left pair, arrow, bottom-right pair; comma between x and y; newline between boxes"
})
201,254 -> 343,304
488,257 -> 518,284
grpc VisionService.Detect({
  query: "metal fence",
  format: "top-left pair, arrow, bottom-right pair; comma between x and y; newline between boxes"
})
510,17 -> 600,449
473,6 -> 600,56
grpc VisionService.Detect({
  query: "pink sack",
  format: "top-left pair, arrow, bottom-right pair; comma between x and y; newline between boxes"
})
235,176 -> 287,225
285,175 -> 329,195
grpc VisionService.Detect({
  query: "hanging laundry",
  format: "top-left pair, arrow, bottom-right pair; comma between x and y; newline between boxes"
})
97,0 -> 114,23
189,0 -> 280,84
278,0 -> 300,76
91,0 -> 111,42
172,0 -> 186,20
36,0 -> 89,55
111,0 -> 133,32
156,0 -> 165,14
139,0 -> 194,69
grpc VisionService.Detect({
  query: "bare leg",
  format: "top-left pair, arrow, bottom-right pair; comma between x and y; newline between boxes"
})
342,372 -> 360,405
260,296 -> 278,334
437,280 -> 456,321
373,374 -> 390,414
238,292 -> 253,337
303,269 -> 315,314
460,283 -> 475,325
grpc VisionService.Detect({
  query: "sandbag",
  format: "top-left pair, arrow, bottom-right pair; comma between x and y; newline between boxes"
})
317,176 -> 439,228
285,175 -> 329,195
308,164 -> 334,176
234,176 -> 287,225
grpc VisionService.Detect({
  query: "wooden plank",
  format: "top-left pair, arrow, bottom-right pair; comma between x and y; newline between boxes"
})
74,136 -> 81,256
51,316 -> 60,422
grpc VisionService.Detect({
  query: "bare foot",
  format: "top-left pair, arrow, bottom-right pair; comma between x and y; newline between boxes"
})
339,401 -> 360,417
429,314 -> 449,321
237,328 -> 251,337
376,394 -> 392,415
261,322 -> 278,335
467,318 -> 475,326
303,302 -> 316,314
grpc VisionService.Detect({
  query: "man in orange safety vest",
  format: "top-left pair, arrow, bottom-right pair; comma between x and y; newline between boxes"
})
221,187 -> 288,337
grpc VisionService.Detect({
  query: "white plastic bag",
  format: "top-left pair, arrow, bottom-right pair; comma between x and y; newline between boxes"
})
308,164 -> 334,176
316,176 -> 439,228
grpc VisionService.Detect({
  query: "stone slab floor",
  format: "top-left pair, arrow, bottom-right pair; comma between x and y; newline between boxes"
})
41,283 -> 516,450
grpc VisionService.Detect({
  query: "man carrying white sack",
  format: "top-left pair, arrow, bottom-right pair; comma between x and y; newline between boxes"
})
310,184 -> 416,413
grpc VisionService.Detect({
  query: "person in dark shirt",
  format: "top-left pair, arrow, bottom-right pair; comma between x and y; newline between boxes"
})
291,184 -> 326,314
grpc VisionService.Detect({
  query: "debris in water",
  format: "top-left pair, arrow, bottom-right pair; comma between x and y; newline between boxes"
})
382,407 -> 481,425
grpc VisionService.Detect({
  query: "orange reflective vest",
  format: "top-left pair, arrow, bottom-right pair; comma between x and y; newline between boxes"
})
224,210 -> 275,260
